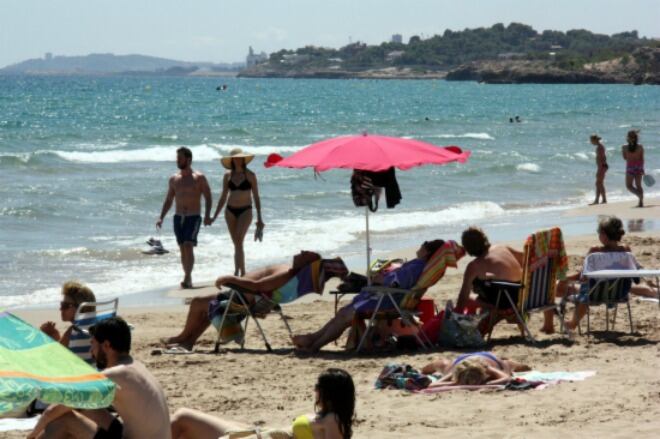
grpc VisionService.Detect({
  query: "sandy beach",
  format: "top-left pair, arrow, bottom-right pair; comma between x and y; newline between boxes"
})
7,198 -> 660,438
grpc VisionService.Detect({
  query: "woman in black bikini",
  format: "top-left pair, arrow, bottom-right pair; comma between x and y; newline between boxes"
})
213,148 -> 264,276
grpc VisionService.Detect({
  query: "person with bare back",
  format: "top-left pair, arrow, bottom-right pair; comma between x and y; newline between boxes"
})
157,147 -> 212,288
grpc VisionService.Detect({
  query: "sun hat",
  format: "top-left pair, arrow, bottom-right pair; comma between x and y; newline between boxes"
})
221,148 -> 255,169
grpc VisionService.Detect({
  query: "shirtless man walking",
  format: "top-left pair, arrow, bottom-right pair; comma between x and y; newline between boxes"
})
157,147 -> 212,288
28,317 -> 171,439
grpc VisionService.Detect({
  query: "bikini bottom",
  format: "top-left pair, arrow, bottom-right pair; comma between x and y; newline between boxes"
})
226,205 -> 252,218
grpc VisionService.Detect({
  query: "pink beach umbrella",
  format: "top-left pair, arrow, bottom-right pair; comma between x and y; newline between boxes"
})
268,133 -> 471,276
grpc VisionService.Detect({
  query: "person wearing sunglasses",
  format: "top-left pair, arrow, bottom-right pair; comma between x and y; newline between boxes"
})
40,280 -> 96,348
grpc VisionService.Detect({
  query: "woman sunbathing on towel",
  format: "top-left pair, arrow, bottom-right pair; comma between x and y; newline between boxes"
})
292,239 -> 446,353
422,352 -> 530,387
162,250 -> 322,350
171,368 -> 355,439
541,216 -> 657,333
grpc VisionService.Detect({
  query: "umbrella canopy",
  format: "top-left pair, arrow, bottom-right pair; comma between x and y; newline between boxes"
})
268,133 -> 471,278
0,311 -> 116,415
273,133 -> 470,172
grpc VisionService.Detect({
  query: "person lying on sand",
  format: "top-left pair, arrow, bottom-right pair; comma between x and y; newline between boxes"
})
28,317 -> 171,439
162,250 -> 322,351
422,351 -> 530,387
292,240 -> 446,353
170,368 -> 355,439
542,216 -> 658,334
454,227 -> 523,311
39,280 -> 96,348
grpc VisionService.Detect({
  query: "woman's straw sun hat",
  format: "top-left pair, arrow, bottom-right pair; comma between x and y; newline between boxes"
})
221,148 -> 254,169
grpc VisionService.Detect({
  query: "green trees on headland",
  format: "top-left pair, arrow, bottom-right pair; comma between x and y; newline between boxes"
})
261,23 -> 656,72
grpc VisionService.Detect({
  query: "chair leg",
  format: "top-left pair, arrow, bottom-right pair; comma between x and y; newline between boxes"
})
215,290 -> 237,353
486,291 -> 503,342
275,307 -> 294,340
605,303 -> 610,332
235,294 -> 272,352
388,295 -> 430,350
627,300 -> 633,334
504,292 -> 535,343
557,305 -> 565,335
356,295 -> 386,353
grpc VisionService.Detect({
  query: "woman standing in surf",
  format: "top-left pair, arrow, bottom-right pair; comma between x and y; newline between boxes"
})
590,134 -> 608,205
212,148 -> 264,276
622,130 -> 645,207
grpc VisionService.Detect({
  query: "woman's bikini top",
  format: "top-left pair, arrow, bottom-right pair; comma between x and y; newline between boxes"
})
292,415 -> 314,439
228,176 -> 252,191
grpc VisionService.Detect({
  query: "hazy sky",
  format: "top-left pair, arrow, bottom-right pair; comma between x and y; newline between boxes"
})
1,0 -> 658,67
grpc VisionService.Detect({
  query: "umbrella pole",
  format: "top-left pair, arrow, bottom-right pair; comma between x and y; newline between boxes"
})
366,205 -> 371,286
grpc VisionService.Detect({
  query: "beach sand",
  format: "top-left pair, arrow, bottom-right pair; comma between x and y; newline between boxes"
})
7,199 -> 660,438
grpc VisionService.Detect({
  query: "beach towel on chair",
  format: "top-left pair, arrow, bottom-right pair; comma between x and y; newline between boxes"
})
526,227 -> 568,280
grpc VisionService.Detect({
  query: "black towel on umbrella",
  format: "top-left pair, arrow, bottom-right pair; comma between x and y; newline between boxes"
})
364,167 -> 402,208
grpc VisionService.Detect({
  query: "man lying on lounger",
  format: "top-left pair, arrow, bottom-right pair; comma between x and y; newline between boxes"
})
454,227 -> 523,311
28,317 -> 171,439
162,250 -> 324,350
293,239 -> 446,353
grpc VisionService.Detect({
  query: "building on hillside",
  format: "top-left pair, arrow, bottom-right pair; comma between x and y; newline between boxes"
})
246,46 -> 268,67
386,51 -> 405,62
391,34 -> 403,44
44,52 -> 53,60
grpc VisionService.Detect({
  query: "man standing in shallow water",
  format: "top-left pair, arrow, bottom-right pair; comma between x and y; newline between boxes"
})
157,146 -> 212,289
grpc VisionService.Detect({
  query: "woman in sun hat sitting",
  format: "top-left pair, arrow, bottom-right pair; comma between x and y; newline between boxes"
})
212,148 -> 265,276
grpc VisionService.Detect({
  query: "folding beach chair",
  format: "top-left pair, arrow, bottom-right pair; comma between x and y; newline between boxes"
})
212,258 -> 348,353
483,227 -> 568,342
329,258 -> 404,315
212,285 -> 290,353
355,240 -> 465,353
70,298 -> 119,364
564,252 -> 638,336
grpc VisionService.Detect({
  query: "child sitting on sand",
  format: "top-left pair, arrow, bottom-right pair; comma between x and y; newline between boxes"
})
542,216 -> 657,333
421,352 -> 530,387
39,280 -> 96,348
171,368 -> 355,439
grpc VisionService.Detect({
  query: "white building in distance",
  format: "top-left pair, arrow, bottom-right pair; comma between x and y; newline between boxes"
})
246,46 -> 268,67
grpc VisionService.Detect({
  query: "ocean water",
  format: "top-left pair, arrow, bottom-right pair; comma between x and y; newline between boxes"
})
1,76 -> 659,308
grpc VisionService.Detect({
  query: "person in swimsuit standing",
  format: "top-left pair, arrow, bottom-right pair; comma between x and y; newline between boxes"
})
212,148 -> 264,276
590,134 -> 608,205
170,368 -> 355,439
157,147 -> 213,289
622,130 -> 645,207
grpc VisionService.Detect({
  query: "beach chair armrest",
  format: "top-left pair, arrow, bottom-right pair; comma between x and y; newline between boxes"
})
360,286 -> 411,295
487,280 -> 522,289
224,283 -> 260,296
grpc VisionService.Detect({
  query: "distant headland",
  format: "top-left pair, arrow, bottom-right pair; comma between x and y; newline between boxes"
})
0,53 -> 243,76
239,23 -> 660,84
3,23 -> 659,84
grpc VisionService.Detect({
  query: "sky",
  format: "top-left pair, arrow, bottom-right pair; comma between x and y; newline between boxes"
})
1,0 -> 658,67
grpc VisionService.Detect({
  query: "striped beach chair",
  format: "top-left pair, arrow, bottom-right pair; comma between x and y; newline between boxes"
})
485,227 -> 568,342
355,240 -> 465,352
70,298 -> 118,364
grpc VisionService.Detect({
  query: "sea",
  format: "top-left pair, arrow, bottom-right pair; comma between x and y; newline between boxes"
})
1,76 -> 658,308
